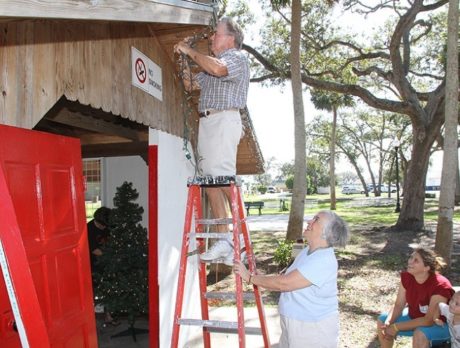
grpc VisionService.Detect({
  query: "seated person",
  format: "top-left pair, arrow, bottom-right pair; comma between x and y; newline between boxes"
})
435,291 -> 460,347
377,247 -> 454,348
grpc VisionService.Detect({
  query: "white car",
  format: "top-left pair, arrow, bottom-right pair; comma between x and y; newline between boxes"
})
267,186 -> 276,193
342,186 -> 361,194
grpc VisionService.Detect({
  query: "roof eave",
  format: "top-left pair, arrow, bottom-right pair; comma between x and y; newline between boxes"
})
0,0 -> 215,25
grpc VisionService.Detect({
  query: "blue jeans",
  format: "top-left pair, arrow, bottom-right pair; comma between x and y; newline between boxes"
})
378,308 -> 451,347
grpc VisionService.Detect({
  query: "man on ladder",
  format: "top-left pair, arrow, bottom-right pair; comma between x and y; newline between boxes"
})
174,16 -> 250,265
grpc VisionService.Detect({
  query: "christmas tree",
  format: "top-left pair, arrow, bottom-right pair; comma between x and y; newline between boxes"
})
95,181 -> 148,337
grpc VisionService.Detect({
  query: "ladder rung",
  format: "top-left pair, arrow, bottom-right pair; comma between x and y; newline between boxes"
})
192,232 -> 233,239
177,318 -> 262,335
187,175 -> 241,187
205,291 -> 255,301
196,218 -> 237,225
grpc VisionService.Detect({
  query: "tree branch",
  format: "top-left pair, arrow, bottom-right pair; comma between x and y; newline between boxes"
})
389,0 -> 426,121
421,0 -> 449,12
244,42 -> 413,115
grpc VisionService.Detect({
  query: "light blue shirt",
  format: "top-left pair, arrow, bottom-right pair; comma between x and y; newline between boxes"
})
278,246 -> 338,322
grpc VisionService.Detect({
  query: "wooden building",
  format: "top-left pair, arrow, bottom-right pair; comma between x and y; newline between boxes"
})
0,1 -> 264,347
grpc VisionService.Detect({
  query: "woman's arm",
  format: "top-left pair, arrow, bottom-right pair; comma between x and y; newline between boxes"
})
251,269 -> 312,292
385,284 -> 407,325
379,284 -> 406,340
234,260 -> 311,292
386,294 -> 448,336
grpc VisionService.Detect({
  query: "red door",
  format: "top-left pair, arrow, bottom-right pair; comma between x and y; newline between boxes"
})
0,124 -> 97,347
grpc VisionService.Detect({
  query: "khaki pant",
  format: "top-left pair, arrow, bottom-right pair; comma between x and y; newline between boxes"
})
197,110 -> 242,176
279,313 -> 339,348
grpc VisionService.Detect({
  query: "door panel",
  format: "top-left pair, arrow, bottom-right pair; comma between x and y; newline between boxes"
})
0,124 -> 97,347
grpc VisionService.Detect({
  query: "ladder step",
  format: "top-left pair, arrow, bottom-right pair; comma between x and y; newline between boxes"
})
177,318 -> 262,335
192,232 -> 234,239
205,291 -> 255,301
195,218 -> 237,225
187,175 -> 241,187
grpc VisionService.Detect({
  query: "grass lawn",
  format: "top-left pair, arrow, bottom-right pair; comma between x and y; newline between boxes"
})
209,195 -> 459,347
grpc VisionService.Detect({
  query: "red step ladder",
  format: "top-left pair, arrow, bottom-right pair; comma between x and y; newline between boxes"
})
170,176 -> 270,348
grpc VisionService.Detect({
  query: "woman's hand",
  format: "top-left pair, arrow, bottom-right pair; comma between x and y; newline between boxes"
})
234,260 -> 251,283
381,323 -> 398,340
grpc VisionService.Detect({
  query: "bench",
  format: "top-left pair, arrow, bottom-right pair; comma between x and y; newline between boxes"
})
244,201 -> 264,216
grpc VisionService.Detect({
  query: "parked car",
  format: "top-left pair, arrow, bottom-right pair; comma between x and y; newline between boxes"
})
267,186 -> 276,193
342,186 -> 362,194
368,185 -> 397,193
379,185 -> 397,193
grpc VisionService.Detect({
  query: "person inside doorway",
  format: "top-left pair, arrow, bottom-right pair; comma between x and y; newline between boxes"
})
87,207 -> 119,326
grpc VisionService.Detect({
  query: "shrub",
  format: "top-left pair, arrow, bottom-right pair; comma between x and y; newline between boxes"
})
258,185 -> 267,194
273,240 -> 294,268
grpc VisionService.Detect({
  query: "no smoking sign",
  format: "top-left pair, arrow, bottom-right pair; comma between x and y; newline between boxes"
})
131,47 -> 163,101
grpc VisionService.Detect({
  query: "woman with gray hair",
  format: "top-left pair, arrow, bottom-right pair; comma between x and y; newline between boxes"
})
234,210 -> 349,347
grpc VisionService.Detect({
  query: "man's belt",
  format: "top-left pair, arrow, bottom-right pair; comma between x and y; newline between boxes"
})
199,108 -> 240,118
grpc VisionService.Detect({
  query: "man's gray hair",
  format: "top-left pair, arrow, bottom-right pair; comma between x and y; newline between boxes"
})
220,17 -> 244,49
320,210 -> 349,248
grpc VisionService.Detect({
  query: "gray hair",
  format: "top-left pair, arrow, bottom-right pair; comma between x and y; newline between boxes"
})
220,17 -> 244,49
319,210 -> 349,248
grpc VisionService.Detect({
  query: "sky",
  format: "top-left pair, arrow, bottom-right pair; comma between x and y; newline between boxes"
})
247,84 -> 313,165
243,2 -> 447,181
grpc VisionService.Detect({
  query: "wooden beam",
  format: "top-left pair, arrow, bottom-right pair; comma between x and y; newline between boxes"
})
79,133 -> 134,145
82,141 -> 148,159
0,0 -> 213,25
50,108 -> 141,141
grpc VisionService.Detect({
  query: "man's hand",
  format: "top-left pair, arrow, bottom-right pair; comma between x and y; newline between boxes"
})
174,39 -> 192,56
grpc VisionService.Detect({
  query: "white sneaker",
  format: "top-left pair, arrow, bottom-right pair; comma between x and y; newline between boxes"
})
200,240 -> 232,261
223,250 -> 246,266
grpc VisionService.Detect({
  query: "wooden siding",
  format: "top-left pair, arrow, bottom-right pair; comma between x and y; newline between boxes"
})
0,19 -> 264,174
0,20 -> 191,139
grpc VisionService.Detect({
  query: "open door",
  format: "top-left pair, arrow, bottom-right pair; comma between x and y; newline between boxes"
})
0,124 -> 97,347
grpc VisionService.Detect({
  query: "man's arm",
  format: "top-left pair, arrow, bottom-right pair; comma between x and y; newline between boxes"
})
179,58 -> 200,92
175,40 -> 228,77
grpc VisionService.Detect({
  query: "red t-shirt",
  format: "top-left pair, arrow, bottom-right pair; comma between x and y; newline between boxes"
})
401,271 -> 454,319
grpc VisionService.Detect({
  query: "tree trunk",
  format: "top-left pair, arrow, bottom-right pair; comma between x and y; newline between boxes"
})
434,0 -> 459,266
396,128 -> 433,230
455,166 -> 460,206
286,0 -> 307,241
329,106 -> 337,210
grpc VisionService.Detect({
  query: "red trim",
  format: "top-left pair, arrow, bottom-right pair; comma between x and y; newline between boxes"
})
0,165 -> 50,347
148,145 -> 159,348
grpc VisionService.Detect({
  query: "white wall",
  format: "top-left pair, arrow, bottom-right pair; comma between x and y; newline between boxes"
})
149,129 -> 202,347
102,155 -> 149,227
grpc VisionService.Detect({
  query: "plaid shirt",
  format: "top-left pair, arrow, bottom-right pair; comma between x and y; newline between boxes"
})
196,48 -> 250,112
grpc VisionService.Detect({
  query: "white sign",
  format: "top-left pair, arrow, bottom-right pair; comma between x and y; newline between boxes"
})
131,47 -> 163,101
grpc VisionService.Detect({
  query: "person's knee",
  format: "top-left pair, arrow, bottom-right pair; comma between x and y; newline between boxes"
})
413,329 -> 429,348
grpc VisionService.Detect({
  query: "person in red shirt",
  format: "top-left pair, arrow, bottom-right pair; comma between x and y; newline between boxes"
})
377,247 -> 454,347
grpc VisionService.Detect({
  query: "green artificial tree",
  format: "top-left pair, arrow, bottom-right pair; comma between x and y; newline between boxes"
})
95,181 -> 148,340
